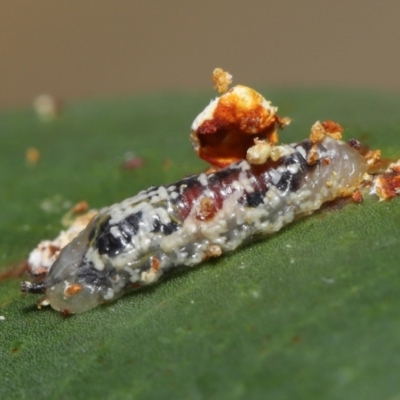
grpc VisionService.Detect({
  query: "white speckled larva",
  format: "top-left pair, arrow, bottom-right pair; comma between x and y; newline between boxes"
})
21,82 -> 374,313
21,135 -> 368,313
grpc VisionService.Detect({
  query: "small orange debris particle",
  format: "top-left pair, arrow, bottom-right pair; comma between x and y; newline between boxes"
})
212,68 -> 232,94
365,149 -> 381,168
374,160 -> 400,200
351,190 -> 363,203
150,257 -> 160,271
122,156 -> 144,170
307,145 -> 320,165
322,120 -> 343,140
71,201 -> 89,214
195,197 -> 217,221
205,244 -> 222,259
26,147 -> 40,165
65,284 -> 83,296
309,121 -> 326,144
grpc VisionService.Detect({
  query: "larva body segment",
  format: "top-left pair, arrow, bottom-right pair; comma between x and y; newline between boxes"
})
30,136 -> 367,313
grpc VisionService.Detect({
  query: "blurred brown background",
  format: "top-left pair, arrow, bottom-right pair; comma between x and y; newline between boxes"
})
2,0 -> 400,110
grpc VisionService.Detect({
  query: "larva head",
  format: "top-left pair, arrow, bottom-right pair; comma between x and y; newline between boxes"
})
42,220 -> 113,314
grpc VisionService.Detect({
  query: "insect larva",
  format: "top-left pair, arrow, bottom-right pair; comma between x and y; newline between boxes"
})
21,136 -> 368,313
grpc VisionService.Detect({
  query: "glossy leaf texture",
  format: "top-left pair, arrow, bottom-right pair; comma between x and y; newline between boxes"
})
1,89 -> 400,400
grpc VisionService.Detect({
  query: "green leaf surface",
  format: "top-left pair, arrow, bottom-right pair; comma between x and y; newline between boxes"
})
1,89 -> 400,400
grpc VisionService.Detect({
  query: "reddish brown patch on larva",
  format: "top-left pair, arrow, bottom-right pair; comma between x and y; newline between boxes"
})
65,284 -> 83,296
193,86 -> 282,168
321,157 -> 331,165
195,197 -> 217,221
351,190 -> 364,203
150,257 -> 160,271
179,160 -> 272,221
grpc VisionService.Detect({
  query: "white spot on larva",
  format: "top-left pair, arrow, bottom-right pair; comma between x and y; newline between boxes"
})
238,171 -> 254,193
198,173 -> 208,186
238,160 -> 251,171
0,316 -> 5,321
179,184 -> 187,194
125,266 -> 140,282
110,226 -> 121,239
150,195 -> 161,204
103,288 -> 115,300
269,169 -> 281,185
287,163 -> 300,174
85,247 -> 104,271
277,165 -> 288,174
296,146 -> 307,159
155,207 -> 171,225
157,186 -> 169,200
147,190 -> 157,197
141,269 -> 159,284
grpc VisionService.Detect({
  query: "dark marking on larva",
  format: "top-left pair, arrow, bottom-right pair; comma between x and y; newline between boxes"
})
207,167 -> 239,186
96,229 -> 125,256
77,263 -> 111,287
88,227 -> 96,243
124,212 -> 142,235
118,222 -> 132,242
285,151 -> 307,170
276,171 -> 300,193
116,212 -> 143,244
277,150 -> 312,193
299,139 -> 313,153
181,175 -> 204,191
152,218 -> 179,235
244,191 -> 266,207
